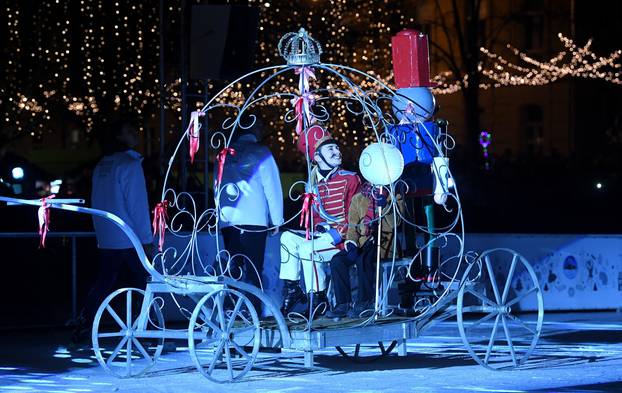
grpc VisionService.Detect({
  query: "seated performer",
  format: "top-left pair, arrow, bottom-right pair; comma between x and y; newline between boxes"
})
327,183 -> 402,319
279,125 -> 361,315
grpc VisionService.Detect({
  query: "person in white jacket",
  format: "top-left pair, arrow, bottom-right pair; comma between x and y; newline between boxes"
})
72,117 -> 154,342
217,119 -> 284,314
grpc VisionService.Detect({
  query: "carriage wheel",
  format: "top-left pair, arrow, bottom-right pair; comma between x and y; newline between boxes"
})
92,288 -> 165,378
457,248 -> 544,370
335,341 -> 398,363
188,288 -> 260,383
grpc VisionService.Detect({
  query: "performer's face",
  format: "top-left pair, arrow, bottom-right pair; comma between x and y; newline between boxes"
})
316,143 -> 342,169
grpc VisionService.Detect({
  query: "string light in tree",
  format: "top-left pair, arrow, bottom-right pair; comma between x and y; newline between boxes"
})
4,0 -> 620,164
432,33 -> 622,93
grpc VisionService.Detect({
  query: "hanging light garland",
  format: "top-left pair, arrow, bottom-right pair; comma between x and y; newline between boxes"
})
2,0 -> 620,150
430,33 -> 622,94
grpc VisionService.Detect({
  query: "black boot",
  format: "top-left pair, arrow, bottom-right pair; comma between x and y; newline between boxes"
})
326,303 -> 350,320
281,280 -> 306,314
309,290 -> 328,317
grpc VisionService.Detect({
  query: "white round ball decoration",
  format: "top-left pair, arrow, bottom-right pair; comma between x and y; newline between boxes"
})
359,142 -> 404,186
391,87 -> 436,123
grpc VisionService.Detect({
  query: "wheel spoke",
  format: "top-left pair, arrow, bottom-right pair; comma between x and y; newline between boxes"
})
227,297 -> 245,331
378,342 -> 385,353
465,288 -> 497,307
126,332 -> 132,374
126,291 -> 133,328
198,302 -> 216,324
198,317 -> 223,336
236,310 -> 252,326
484,314 -> 501,364
501,315 -> 518,367
484,256 -> 502,304
132,337 -> 152,362
224,341 -> 234,381
229,340 -> 250,359
107,336 -> 129,366
216,292 -> 227,331
98,331 -> 125,338
464,310 -> 498,332
506,313 -> 536,335
505,287 -> 538,308
207,339 -> 226,374
106,305 -> 127,330
501,254 -> 518,303
131,300 -> 149,331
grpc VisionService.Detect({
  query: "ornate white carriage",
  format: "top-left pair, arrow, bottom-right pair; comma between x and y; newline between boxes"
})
0,28 -> 544,383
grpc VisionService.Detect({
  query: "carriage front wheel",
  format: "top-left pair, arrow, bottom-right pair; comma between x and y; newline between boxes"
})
188,288 -> 261,383
92,288 -> 165,378
457,248 -> 544,370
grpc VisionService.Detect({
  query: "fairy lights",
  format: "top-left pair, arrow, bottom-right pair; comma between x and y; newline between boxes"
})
2,0 -> 620,157
431,33 -> 622,94
479,33 -> 621,88
2,0 -> 163,140
246,0 -> 417,151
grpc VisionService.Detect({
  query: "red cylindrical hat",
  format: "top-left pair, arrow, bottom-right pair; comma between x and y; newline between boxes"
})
391,29 -> 436,88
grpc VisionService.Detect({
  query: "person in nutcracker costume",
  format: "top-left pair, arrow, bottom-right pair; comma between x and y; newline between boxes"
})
279,125 -> 361,315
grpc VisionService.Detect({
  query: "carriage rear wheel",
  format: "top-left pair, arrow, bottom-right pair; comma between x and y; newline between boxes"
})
457,248 -> 544,370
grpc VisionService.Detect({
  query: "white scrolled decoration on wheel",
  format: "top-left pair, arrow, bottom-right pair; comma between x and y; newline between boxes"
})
359,142 -> 405,186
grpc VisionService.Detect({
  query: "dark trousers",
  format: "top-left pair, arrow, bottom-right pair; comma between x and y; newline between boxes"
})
221,225 -> 267,313
82,248 -> 148,321
330,245 -> 376,306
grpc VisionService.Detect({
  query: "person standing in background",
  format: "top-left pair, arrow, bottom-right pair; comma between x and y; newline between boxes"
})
72,117 -> 154,342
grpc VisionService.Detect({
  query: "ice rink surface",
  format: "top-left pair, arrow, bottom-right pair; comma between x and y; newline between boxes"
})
2,312 -> 622,393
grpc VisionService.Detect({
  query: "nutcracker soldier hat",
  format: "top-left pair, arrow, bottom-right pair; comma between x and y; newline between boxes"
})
391,29 -> 437,88
297,125 -> 338,159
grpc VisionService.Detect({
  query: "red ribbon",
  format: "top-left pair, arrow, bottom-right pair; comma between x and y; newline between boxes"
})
299,192 -> 315,240
295,66 -> 316,93
291,93 -> 315,136
188,111 -> 205,163
38,194 -> 55,248
293,96 -> 304,135
216,147 -> 236,187
152,200 -> 169,252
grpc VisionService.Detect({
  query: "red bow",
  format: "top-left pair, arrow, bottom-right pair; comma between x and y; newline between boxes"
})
152,200 -> 169,252
291,93 -> 315,136
188,111 -> 205,163
215,147 -> 236,187
38,194 -> 55,248
299,192 -> 316,240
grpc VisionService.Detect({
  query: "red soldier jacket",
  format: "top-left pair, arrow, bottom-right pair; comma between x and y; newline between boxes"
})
311,167 -> 361,248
